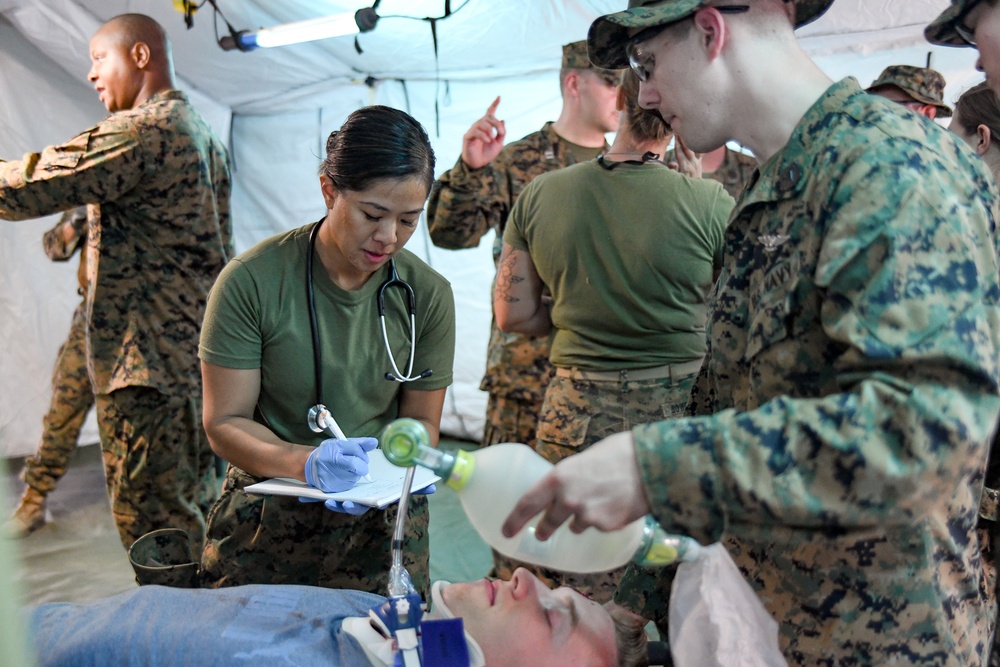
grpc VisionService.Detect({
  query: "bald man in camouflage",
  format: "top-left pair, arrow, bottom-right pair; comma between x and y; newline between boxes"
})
0,14 -> 233,553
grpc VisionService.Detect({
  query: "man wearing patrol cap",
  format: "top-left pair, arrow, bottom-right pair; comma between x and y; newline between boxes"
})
426,40 -> 619,587
501,1 -> 1000,664
866,64 -> 953,119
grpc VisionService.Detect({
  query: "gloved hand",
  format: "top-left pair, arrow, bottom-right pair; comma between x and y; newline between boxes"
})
304,437 -> 378,493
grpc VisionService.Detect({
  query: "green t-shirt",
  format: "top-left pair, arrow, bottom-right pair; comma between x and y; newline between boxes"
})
200,223 -> 455,444
505,159 -> 733,370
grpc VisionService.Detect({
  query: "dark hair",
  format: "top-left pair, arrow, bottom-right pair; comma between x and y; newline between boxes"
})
320,105 -> 435,194
618,68 -> 671,143
954,81 -> 1000,140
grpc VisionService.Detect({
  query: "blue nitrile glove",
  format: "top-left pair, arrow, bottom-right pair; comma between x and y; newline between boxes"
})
298,496 -> 371,516
304,437 -> 378,493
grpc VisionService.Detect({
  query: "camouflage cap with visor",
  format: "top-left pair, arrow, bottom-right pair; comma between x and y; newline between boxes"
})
562,40 -> 623,85
866,65 -> 953,117
588,0 -> 836,69
925,0 -> 982,47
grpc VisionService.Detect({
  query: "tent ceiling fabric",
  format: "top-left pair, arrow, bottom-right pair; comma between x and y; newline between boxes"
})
0,1 -> 982,113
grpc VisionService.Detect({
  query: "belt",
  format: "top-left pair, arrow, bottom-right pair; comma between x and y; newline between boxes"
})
555,358 -> 704,383
981,486 -> 999,523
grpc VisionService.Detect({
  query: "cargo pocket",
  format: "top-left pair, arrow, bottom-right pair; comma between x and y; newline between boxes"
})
536,405 -> 592,464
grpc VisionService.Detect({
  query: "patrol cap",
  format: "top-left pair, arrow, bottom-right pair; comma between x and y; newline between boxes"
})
562,40 -> 622,85
866,65 -> 953,117
925,0 -> 977,47
588,0 -> 836,69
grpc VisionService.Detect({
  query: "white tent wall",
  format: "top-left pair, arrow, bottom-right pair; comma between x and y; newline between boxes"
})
0,13 -> 106,459
0,0 -> 988,457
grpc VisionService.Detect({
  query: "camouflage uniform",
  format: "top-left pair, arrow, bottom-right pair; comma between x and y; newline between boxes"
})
427,122 -> 606,448
666,145 -> 758,199
20,208 -> 95,495
0,89 -> 234,552
704,146 -> 757,199
200,468 -> 430,595
617,79 -> 1000,665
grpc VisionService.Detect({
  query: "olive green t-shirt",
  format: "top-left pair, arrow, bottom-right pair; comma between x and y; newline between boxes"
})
505,159 -> 733,370
200,223 -> 455,444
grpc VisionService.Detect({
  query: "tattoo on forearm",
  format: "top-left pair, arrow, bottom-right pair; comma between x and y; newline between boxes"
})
497,250 -> 524,303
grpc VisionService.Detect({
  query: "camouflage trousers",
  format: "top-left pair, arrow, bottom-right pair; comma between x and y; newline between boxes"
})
200,466 -> 430,596
95,386 -> 218,552
494,365 -> 698,604
21,302 -> 95,494
481,392 -> 542,449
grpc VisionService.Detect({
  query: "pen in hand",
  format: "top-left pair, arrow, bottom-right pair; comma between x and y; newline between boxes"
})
319,408 -> 373,484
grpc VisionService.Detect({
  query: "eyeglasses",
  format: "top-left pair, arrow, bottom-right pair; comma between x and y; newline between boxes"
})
625,5 -> 750,82
894,100 -> 925,110
955,0 -> 984,46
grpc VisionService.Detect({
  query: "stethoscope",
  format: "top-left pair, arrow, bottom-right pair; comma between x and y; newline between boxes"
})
304,218 -> 429,598
304,219 -> 433,436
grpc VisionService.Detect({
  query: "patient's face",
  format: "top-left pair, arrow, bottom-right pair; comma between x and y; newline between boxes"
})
442,568 -> 617,667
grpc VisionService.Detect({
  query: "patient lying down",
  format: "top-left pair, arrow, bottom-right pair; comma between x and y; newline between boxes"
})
28,568 -> 647,667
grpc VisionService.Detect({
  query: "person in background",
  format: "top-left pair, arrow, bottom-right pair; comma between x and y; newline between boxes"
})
866,64 -> 954,119
694,143 -> 757,197
503,1 -> 1000,663
198,106 -> 455,596
951,80 -> 1000,180
666,136 -> 757,199
493,68 -> 733,603
426,38 -> 619,584
5,207 -> 95,539
0,14 -> 233,554
427,40 -> 620,452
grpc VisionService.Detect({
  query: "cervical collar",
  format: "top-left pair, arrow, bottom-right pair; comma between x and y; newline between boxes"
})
343,583 -> 485,667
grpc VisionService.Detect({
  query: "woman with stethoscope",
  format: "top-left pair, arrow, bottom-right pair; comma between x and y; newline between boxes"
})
197,106 -> 456,594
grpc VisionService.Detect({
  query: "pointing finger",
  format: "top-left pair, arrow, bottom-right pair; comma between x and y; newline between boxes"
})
485,95 -> 501,118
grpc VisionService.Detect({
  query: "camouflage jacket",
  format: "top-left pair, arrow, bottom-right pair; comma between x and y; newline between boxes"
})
43,206 -> 90,292
705,146 -> 757,199
427,122 -> 606,401
633,79 -> 1000,664
42,206 -> 88,261
665,145 -> 758,199
1,90 -> 234,397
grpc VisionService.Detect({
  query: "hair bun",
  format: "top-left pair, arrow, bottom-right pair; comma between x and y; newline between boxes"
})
325,131 -> 339,154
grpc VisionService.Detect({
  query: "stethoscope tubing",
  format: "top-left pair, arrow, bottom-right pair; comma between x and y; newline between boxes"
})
306,219 -> 429,413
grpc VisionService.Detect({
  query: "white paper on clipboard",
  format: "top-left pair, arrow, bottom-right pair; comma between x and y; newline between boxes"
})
243,449 -> 440,509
